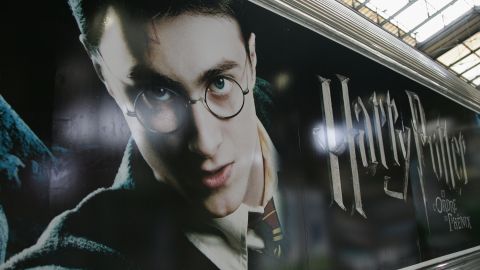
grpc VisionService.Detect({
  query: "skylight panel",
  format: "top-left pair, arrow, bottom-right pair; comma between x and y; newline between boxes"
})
441,0 -> 472,25
367,0 -> 409,18
414,14 -> 445,42
471,76 -> 480,86
451,54 -> 480,74
464,32 -> 480,50
425,0 -> 452,13
461,63 -> 480,80
437,44 -> 470,66
392,1 -> 430,31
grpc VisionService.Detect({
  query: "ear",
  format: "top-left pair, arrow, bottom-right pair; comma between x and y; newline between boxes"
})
79,34 -> 107,85
247,33 -> 257,88
247,33 -> 257,69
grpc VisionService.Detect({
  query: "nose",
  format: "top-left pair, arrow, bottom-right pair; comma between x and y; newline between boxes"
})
187,103 -> 222,158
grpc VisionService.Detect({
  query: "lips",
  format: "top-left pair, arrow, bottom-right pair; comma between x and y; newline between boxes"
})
201,163 -> 233,189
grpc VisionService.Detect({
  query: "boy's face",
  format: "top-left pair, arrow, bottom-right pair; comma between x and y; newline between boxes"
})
93,9 -> 263,217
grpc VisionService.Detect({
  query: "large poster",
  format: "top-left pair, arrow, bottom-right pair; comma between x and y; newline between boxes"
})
1,0 -> 480,269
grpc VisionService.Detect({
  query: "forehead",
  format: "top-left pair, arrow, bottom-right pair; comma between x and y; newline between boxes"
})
98,9 -> 246,83
146,14 -> 245,80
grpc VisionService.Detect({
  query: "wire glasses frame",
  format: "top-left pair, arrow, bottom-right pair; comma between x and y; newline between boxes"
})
125,76 -> 250,133
81,34 -> 252,133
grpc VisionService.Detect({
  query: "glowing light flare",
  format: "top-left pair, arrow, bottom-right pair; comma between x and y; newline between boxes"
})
312,124 -> 347,155
273,71 -> 292,92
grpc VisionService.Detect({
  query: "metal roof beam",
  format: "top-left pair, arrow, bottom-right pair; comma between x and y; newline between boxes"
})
400,0 -> 459,39
353,0 -> 371,10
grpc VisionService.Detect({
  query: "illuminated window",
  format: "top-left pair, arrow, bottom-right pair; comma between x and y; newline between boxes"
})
437,44 -> 470,66
451,54 -> 480,74
434,32 -> 480,86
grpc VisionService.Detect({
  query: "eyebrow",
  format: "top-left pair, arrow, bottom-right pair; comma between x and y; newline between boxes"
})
128,60 -> 241,90
128,65 -> 184,90
196,60 -> 240,86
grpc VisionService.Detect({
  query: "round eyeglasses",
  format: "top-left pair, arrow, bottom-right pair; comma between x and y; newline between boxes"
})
126,76 -> 250,133
80,34 -> 252,134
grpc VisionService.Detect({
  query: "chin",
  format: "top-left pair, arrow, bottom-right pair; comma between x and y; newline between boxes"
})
204,196 -> 242,218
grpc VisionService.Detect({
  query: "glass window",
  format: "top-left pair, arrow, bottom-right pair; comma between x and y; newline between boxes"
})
392,1 -> 429,31
367,0 -> 409,18
441,0 -> 472,25
471,76 -> 480,86
437,44 -> 470,66
461,63 -> 480,80
426,0 -> 453,12
451,54 -> 480,74
464,32 -> 480,50
415,13 -> 445,42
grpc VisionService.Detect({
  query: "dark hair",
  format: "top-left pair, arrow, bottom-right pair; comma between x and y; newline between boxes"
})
68,0 -> 250,48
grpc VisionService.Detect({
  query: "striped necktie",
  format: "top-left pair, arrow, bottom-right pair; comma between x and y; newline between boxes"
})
248,198 -> 283,258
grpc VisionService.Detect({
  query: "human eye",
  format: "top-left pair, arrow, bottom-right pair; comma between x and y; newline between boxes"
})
144,87 -> 175,102
208,76 -> 234,96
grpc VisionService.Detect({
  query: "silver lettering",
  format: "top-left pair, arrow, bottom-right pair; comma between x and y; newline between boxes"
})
354,97 -> 377,167
406,90 -> 430,233
319,76 -> 346,211
444,121 -> 456,189
338,75 -> 366,218
371,92 -> 388,169
386,92 -> 400,166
